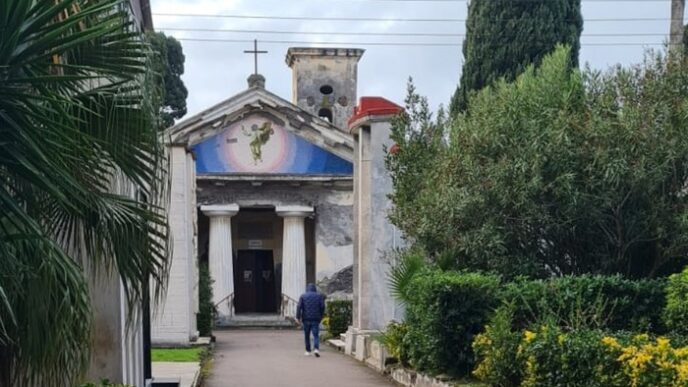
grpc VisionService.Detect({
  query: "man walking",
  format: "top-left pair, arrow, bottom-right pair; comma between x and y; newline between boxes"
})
296,283 -> 325,357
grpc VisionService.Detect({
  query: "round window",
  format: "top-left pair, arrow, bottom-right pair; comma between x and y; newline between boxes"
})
320,85 -> 334,95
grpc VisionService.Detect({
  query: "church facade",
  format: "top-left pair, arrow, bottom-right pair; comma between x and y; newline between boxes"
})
152,47 -> 401,345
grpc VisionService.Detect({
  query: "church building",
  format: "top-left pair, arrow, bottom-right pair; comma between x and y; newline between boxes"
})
152,46 -> 402,345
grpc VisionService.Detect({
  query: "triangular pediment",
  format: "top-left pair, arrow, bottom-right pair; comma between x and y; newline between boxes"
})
165,87 -> 354,175
165,87 -> 354,165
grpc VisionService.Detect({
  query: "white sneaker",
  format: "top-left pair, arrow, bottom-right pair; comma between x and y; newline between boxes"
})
304,351 -> 311,356
314,349 -> 320,358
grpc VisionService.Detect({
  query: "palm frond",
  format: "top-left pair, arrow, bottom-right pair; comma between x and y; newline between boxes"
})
388,250 -> 425,305
0,0 -> 169,385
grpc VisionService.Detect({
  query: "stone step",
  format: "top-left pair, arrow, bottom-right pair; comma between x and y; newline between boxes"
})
217,314 -> 297,329
340,333 -> 346,341
327,339 -> 346,352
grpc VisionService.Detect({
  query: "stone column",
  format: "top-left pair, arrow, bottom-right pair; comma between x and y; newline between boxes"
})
201,204 -> 239,321
276,205 -> 313,318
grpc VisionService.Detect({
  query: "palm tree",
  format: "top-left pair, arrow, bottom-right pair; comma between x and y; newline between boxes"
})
0,0 -> 168,385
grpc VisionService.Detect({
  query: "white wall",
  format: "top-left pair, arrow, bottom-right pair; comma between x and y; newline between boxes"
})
151,146 -> 198,345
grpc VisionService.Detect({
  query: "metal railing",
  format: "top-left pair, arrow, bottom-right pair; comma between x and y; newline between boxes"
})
280,294 -> 299,321
214,292 -> 234,319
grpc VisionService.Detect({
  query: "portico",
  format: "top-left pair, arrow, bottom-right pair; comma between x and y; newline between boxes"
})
200,203 -> 315,322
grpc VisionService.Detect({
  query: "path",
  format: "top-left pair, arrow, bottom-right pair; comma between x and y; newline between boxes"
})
205,329 -> 396,387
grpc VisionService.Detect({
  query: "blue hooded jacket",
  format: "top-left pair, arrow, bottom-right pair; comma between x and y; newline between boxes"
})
296,284 -> 325,322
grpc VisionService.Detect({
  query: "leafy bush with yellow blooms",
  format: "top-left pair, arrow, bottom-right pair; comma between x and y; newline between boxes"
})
602,334 -> 688,387
474,325 -> 688,387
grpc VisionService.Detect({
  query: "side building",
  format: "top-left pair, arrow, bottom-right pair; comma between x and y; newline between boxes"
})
85,1 -> 155,386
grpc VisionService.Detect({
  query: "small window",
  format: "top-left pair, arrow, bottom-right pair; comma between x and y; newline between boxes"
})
320,85 -> 334,95
318,108 -> 333,123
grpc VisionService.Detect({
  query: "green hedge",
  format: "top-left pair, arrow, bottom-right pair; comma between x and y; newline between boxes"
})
503,275 -> 667,333
397,271 -> 669,378
664,268 -> 688,335
404,270 -> 501,376
474,322 -> 688,387
326,299 -> 352,337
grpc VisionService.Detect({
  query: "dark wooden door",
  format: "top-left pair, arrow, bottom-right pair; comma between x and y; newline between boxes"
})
234,250 -> 276,313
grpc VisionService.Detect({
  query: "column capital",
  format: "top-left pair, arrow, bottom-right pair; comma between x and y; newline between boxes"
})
201,204 -> 239,218
276,205 -> 313,218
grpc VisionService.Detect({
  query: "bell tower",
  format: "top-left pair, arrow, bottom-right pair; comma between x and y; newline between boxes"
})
286,47 -> 365,130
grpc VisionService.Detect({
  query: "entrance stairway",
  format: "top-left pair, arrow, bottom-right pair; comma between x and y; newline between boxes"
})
219,314 -> 297,329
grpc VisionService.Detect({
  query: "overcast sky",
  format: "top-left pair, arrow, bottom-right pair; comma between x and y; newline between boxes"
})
150,0 -> 681,119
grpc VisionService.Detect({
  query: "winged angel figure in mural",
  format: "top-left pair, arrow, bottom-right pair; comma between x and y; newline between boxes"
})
242,121 -> 275,165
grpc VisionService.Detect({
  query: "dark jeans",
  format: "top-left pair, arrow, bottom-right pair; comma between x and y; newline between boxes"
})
302,320 -> 320,352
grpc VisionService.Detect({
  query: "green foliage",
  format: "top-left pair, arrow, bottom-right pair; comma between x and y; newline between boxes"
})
450,0 -> 582,115
388,248 -> 425,305
381,321 -> 410,365
664,268 -> 688,335
0,1 -> 168,385
390,47 -> 688,279
517,325 -> 615,387
386,80 -> 448,262
405,270 -> 501,376
504,275 -> 667,333
475,327 -> 688,387
472,306 -> 522,387
197,262 -> 214,336
326,300 -> 352,337
147,31 -> 188,129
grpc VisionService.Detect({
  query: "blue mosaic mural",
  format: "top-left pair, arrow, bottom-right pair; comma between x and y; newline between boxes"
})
192,116 -> 352,175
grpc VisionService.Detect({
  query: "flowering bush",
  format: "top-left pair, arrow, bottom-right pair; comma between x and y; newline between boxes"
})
381,321 -> 410,365
474,325 -> 688,387
517,325 -> 613,387
472,306 -> 522,387
602,334 -> 688,387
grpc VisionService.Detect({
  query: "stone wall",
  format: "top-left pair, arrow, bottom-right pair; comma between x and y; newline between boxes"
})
287,48 -> 364,130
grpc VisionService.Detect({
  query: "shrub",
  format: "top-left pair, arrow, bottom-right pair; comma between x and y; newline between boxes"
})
197,262 -> 214,336
326,300 -> 352,337
664,268 -> 688,335
518,325 -> 618,387
472,305 -> 522,387
475,324 -> 688,387
601,334 -> 688,387
381,321 -> 410,365
503,275 -> 666,333
405,270 -> 500,376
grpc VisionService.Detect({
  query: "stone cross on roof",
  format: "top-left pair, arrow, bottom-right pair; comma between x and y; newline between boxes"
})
244,39 -> 268,76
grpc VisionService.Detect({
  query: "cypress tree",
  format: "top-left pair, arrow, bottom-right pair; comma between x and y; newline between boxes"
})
450,0 -> 583,116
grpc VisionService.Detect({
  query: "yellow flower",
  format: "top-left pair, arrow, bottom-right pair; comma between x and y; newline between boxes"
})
675,360 -> 688,382
523,330 -> 536,344
656,337 -> 671,350
602,336 -> 621,349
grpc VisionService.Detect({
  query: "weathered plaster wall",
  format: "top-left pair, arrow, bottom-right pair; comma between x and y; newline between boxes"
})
197,180 -> 353,282
368,122 -> 404,328
287,48 -> 363,130
353,121 -> 404,331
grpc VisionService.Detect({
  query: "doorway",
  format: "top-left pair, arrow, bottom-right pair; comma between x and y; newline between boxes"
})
234,250 -> 277,314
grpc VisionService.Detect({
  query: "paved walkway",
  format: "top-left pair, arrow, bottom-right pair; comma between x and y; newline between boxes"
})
205,330 -> 396,387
